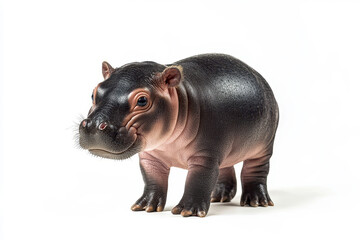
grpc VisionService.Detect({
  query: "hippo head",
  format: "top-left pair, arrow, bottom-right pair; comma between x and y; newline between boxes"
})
79,61 -> 183,159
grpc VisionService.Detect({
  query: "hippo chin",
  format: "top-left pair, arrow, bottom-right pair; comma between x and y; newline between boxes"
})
78,53 -> 279,217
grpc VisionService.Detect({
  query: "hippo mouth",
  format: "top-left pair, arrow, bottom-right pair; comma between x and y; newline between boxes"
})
88,135 -> 142,160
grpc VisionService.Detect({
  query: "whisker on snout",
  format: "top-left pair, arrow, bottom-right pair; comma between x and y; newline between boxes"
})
71,114 -> 86,150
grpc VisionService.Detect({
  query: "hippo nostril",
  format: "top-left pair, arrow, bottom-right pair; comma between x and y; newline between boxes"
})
81,119 -> 92,129
98,122 -> 108,131
81,120 -> 87,128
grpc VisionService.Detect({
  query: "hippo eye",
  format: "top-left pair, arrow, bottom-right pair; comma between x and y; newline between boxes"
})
137,96 -> 148,107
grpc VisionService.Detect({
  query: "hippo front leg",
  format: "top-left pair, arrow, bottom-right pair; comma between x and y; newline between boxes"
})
131,158 -> 170,212
172,157 -> 219,217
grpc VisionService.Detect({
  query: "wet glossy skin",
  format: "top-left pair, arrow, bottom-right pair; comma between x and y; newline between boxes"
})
79,54 -> 279,217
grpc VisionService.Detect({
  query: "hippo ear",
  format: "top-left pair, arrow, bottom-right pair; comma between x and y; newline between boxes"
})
161,66 -> 183,88
102,61 -> 115,80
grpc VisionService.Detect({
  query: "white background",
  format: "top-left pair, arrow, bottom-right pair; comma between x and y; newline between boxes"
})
1,0 -> 360,239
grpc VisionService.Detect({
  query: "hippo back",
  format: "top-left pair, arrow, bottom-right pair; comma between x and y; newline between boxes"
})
175,54 -> 279,157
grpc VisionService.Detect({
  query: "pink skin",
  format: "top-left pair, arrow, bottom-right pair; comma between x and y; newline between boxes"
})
125,87 -> 181,152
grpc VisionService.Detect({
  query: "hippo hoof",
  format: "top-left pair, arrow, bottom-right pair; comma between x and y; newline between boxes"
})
211,182 -> 237,203
131,190 -> 166,212
171,200 -> 209,217
240,182 -> 274,207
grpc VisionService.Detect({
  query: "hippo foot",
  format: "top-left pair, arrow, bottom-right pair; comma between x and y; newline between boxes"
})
240,182 -> 274,207
171,199 -> 209,217
131,189 -> 166,212
211,181 -> 236,203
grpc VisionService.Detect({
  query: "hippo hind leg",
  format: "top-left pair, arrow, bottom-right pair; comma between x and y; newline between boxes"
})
211,166 -> 237,202
240,154 -> 274,207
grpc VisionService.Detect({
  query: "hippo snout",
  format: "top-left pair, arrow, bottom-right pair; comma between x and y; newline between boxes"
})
79,118 -> 140,159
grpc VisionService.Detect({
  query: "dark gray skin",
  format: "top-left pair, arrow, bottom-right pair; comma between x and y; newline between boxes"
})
79,53 -> 279,217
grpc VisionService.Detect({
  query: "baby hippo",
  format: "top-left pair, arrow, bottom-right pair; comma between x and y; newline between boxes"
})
79,54 -> 279,217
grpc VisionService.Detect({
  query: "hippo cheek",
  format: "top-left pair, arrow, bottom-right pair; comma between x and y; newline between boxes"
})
134,99 -> 175,150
